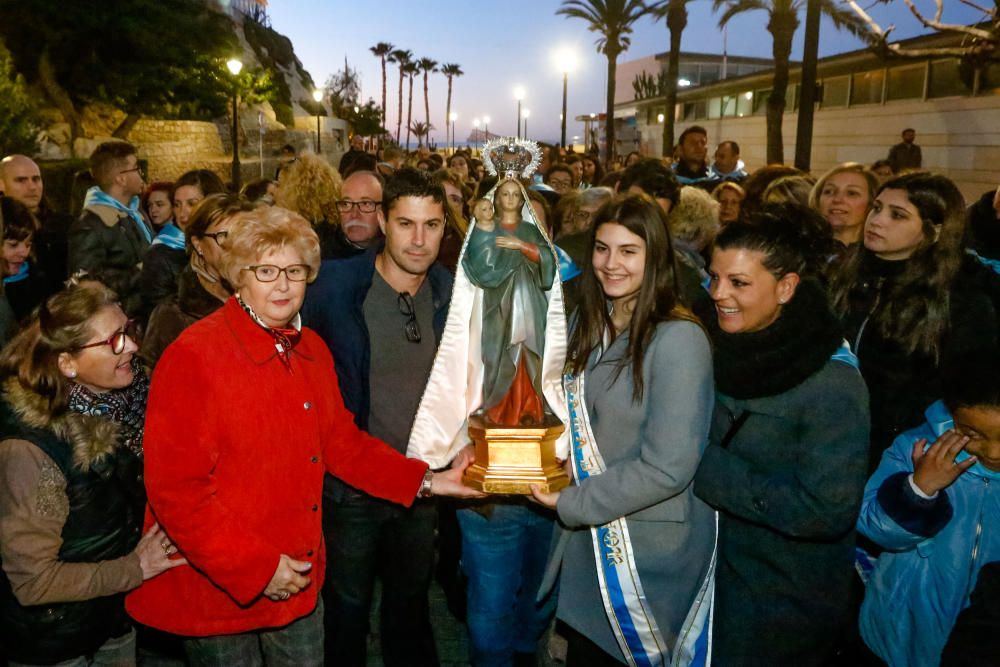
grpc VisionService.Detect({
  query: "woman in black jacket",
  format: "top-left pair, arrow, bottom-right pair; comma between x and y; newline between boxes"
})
830,172 -> 999,471
0,280 -> 182,665
694,206 -> 870,665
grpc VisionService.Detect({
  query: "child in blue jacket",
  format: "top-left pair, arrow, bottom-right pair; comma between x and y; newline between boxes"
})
857,355 -> 1000,667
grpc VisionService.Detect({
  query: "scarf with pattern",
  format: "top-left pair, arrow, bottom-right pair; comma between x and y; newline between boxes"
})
67,361 -> 149,458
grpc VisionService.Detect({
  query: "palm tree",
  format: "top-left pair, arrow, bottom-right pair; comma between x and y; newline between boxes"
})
558,0 -> 648,165
388,48 -> 412,144
418,57 -> 439,142
440,63 -> 463,145
410,121 -> 433,147
646,0 -> 696,156
403,60 -> 421,150
369,42 -> 394,124
714,0 -> 865,163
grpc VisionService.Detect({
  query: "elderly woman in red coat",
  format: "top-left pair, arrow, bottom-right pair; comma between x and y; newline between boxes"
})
126,206 -> 480,665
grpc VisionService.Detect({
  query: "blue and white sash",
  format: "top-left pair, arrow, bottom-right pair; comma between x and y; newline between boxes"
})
565,371 -> 716,667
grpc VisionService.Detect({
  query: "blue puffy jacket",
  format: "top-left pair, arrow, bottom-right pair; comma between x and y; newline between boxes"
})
857,400 -> 1000,667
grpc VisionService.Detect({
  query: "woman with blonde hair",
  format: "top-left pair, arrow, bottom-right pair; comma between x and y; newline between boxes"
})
274,153 -> 344,259
809,163 -> 878,248
712,181 -> 745,226
127,205 -> 479,665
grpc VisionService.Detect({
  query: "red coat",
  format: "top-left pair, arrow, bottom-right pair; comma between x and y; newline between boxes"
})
126,297 -> 427,636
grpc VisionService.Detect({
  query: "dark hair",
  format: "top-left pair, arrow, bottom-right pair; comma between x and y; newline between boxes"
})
141,181 -> 173,216
241,178 -> 275,203
568,193 -> 693,400
545,163 -> 573,183
383,167 -> 448,216
678,125 -> 708,145
0,280 -> 119,416
871,159 -> 893,172
185,193 -> 257,250
564,154 -> 582,165
280,144 -> 296,156
172,169 -> 227,201
903,128 -> 915,135
718,140 -> 740,155
89,141 -> 137,190
831,172 -> 967,358
715,203 -> 833,280
943,354 -> 1000,411
582,154 -> 604,184
741,164 -> 804,217
619,159 -> 681,210
0,196 -> 38,243
342,152 -> 378,178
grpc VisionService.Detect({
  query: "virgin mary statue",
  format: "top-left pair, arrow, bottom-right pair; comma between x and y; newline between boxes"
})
407,138 -> 569,469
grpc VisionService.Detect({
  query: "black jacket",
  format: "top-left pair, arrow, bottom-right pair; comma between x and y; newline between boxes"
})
0,382 -> 144,664
841,253 -> 999,470
966,189 -> 1000,261
137,244 -> 186,318
68,205 -> 152,316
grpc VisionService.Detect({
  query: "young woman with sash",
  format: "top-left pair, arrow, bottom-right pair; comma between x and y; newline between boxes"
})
532,193 -> 716,666
693,206 -> 870,665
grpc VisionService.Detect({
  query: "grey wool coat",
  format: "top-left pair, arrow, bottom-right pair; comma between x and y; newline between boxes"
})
694,358 -> 870,666
544,320 -> 716,663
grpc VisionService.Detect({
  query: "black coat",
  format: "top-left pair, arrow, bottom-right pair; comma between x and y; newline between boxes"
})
966,189 -> 1000,261
68,206 -> 152,316
694,281 -> 871,666
841,253 -> 999,470
137,244 -> 186,319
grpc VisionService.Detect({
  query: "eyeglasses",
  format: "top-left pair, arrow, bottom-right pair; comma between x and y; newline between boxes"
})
119,166 -> 146,179
397,292 -> 421,343
336,200 -> 380,214
573,210 -> 594,223
243,264 -> 311,282
201,230 -> 229,247
548,178 -> 572,189
76,320 -> 141,355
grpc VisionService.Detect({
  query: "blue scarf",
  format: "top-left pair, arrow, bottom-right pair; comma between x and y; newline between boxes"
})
82,186 -> 152,244
3,261 -> 29,285
151,222 -> 186,250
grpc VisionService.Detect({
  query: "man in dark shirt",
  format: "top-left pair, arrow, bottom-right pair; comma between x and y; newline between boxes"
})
302,168 -> 453,667
888,128 -> 922,172
672,125 -> 720,191
1,154 -> 72,282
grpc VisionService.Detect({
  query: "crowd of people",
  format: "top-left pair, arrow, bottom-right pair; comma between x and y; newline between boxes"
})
0,121 -> 996,667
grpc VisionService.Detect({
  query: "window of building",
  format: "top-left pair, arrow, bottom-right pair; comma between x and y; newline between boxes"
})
736,91 -> 753,117
646,106 -> 665,125
887,64 -> 925,101
821,76 -> 849,107
721,95 -> 738,117
700,64 -> 721,84
980,61 -> 1000,95
753,89 -> 771,114
707,97 -> 723,119
851,69 -> 884,105
682,100 -> 706,120
928,59 -> 971,98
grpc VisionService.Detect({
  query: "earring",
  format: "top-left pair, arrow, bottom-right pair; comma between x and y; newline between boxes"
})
67,371 -> 77,379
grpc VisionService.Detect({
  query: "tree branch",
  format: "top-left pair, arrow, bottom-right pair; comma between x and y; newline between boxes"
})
901,0 -> 995,40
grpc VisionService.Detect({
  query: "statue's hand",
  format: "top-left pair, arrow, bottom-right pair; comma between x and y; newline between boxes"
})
495,236 -> 524,251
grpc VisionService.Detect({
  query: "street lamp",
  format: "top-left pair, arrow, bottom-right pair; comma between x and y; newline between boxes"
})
522,109 -> 530,139
514,86 -> 525,139
555,48 -> 577,148
226,58 -> 243,191
483,115 -> 490,140
449,112 -> 458,153
312,89 -> 323,154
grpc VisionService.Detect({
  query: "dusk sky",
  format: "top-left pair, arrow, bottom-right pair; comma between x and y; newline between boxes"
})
267,1 -> 984,146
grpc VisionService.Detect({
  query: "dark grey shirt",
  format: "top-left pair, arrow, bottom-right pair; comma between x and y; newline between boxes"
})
364,271 -> 437,454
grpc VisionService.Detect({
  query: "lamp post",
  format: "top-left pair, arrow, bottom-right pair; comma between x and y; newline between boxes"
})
483,115 -> 490,141
514,87 -> 525,139
449,112 -> 457,153
522,109 -> 530,139
227,58 -> 243,191
555,49 -> 576,148
312,89 -> 323,154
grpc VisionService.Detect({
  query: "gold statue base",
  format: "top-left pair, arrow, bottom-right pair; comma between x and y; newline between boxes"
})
463,414 -> 569,495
